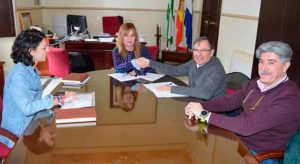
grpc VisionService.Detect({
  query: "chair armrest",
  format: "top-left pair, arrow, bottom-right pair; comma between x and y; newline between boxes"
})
0,128 -> 18,143
255,150 -> 285,161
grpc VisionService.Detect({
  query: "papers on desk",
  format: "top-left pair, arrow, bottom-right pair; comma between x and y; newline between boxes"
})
61,92 -> 95,109
99,37 -> 114,42
41,78 -> 62,98
143,82 -> 188,98
108,73 -> 165,82
84,38 -> 98,42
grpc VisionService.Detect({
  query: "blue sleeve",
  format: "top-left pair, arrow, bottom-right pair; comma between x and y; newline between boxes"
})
9,71 -> 53,116
130,59 -> 141,70
112,48 -> 135,73
139,47 -> 156,75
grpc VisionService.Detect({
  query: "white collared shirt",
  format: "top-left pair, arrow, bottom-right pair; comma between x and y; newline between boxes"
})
256,74 -> 289,92
196,64 -> 203,68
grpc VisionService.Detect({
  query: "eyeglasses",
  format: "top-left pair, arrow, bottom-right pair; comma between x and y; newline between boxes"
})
242,89 -> 264,111
192,49 -> 211,53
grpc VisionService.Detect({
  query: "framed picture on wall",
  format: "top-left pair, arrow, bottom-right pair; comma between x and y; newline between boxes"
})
19,12 -> 32,30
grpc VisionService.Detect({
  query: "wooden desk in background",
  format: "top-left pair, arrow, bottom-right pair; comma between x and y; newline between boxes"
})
161,50 -> 192,64
38,40 -> 148,74
64,41 -> 115,70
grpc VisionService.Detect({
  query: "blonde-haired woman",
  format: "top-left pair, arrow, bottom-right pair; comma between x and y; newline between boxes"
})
112,22 -> 155,75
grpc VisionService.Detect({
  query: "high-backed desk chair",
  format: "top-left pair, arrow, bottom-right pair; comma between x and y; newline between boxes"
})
102,16 -> 123,36
147,45 -> 159,61
48,47 -> 70,78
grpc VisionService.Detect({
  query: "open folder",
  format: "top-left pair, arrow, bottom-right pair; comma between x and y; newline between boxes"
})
41,78 -> 62,98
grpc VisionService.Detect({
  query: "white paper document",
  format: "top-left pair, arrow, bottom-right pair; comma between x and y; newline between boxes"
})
41,78 -> 62,98
99,37 -> 114,42
56,122 -> 96,128
61,92 -> 95,109
143,82 -> 188,98
84,38 -> 98,42
140,73 -> 165,81
108,73 -> 164,82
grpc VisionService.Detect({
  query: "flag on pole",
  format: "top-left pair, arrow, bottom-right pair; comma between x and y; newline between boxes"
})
176,0 -> 185,47
184,0 -> 192,49
166,0 -> 176,50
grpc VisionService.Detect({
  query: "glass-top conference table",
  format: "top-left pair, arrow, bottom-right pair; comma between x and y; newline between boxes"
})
5,70 -> 258,164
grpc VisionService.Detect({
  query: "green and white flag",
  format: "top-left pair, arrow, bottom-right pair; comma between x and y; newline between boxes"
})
167,0 -> 176,51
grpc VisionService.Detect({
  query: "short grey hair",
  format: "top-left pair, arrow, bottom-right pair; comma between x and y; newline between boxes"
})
255,41 -> 293,63
193,36 -> 214,50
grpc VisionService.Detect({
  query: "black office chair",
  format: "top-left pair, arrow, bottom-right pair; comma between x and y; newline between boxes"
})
69,52 -> 95,73
225,72 -> 250,90
225,72 -> 250,94
224,72 -> 250,116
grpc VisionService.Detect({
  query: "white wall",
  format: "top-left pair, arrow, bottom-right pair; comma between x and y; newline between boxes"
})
1,0 -> 203,74
222,0 -> 261,16
2,0 -> 261,76
216,0 -> 261,73
41,0 -> 202,47
0,38 -> 15,75
43,0 -> 177,9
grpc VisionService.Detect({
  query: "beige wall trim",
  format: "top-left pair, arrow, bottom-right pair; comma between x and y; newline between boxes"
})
16,7 -> 43,11
222,13 -> 258,21
44,6 -> 166,12
17,6 -> 201,13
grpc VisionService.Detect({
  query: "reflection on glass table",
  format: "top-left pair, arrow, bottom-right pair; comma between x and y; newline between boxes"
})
23,110 -> 55,154
5,69 -> 258,164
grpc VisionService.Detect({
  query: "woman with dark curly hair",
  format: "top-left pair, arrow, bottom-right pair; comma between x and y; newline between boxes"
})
0,29 -> 76,149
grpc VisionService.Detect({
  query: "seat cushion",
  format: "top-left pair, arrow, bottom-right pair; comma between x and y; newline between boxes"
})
0,142 -> 12,158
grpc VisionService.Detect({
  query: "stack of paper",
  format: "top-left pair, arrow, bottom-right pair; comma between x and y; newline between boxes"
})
84,38 -> 98,42
62,73 -> 90,89
99,37 -> 114,42
108,73 -> 164,82
55,92 -> 96,128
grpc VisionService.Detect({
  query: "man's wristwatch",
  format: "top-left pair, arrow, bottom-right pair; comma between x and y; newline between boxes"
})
199,110 -> 209,122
